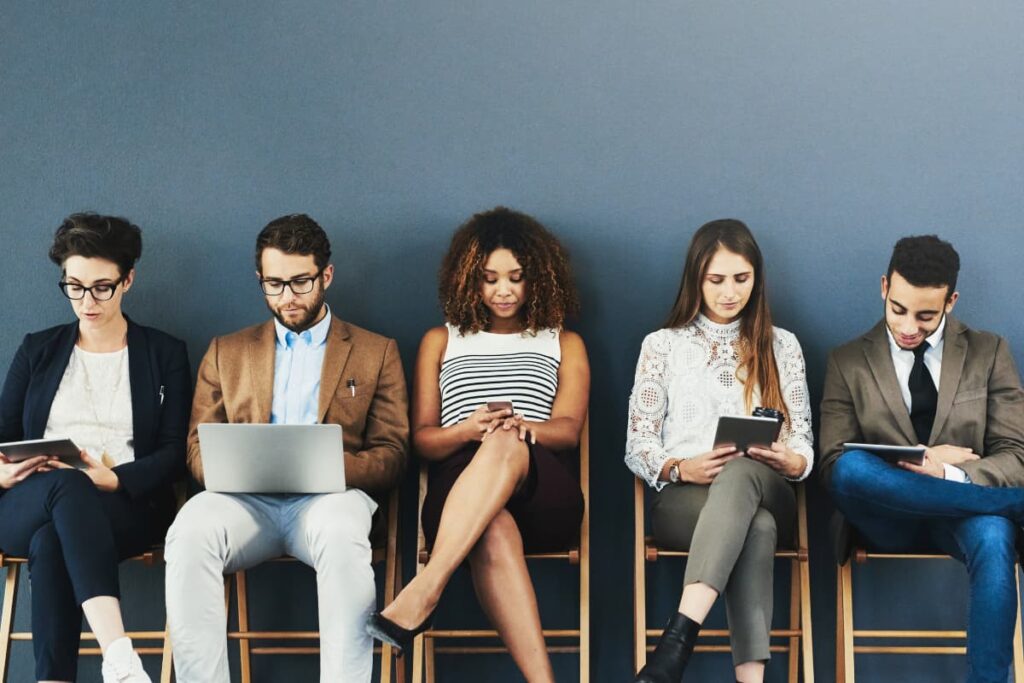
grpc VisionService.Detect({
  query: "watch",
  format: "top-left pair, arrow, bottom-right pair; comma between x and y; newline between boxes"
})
668,461 -> 681,484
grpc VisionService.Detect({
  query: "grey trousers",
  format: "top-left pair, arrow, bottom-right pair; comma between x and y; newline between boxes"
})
650,457 -> 796,665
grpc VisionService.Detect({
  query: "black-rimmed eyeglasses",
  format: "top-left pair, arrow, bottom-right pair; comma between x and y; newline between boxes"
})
259,268 -> 324,296
58,278 -> 123,301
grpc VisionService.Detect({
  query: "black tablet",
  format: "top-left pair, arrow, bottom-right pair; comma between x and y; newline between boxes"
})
713,415 -> 783,453
842,443 -> 926,466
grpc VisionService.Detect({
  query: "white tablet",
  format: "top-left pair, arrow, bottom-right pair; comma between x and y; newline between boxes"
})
842,443 -> 926,466
198,424 -> 346,493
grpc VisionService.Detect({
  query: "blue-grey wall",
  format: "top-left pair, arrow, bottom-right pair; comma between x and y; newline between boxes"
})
3,2 -> 1023,681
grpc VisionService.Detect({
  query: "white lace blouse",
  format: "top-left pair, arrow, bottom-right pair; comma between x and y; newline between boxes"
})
625,314 -> 814,490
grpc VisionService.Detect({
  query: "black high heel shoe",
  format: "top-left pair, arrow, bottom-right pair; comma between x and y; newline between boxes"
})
365,609 -> 436,656
634,612 -> 701,683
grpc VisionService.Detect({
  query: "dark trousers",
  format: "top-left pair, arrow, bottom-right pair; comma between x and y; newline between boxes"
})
0,469 -> 155,681
830,450 -> 1023,683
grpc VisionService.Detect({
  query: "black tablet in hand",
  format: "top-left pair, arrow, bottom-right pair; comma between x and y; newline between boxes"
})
713,416 -> 783,454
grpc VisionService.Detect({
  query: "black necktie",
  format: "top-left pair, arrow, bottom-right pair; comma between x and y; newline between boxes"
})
908,341 -> 937,445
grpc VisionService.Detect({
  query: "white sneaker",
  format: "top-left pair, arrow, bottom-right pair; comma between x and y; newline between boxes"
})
101,637 -> 152,683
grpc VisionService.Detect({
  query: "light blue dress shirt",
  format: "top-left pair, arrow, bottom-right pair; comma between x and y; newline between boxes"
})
271,307 -> 332,425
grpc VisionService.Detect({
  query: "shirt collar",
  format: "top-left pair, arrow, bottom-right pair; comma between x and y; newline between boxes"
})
273,305 -> 332,349
885,314 -> 947,356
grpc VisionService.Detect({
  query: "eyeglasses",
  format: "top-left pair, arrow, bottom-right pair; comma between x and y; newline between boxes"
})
58,278 -> 123,301
259,268 -> 324,296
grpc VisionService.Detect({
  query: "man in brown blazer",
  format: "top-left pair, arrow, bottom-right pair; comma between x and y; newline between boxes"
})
820,235 -> 1024,683
164,215 -> 409,683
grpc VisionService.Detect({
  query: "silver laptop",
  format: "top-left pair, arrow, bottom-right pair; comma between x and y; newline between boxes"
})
197,423 -> 346,493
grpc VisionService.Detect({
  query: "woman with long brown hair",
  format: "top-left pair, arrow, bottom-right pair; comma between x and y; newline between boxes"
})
367,207 -> 587,683
626,219 -> 813,683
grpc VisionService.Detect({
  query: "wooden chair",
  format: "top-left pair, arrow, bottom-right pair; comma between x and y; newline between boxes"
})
836,549 -> 1024,682
633,477 -> 814,682
0,548 -> 174,683
223,487 -> 404,683
410,415 -> 590,683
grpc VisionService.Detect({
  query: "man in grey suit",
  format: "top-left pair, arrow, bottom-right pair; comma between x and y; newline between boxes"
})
820,235 -> 1024,683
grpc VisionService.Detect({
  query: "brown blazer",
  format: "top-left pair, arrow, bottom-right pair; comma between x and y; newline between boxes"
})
187,315 -> 409,494
820,315 -> 1024,489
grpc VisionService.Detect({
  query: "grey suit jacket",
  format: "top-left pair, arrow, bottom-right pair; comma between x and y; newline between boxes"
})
819,316 -> 1024,561
820,316 -> 1024,489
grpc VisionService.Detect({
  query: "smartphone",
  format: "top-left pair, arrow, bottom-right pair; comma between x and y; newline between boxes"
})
487,400 -> 514,413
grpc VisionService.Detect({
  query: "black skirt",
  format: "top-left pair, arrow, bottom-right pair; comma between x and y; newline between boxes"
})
421,441 -> 584,554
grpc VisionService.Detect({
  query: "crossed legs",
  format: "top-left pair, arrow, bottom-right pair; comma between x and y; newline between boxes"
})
0,469 -> 151,682
382,429 -> 557,682
830,450 -> 1019,683
650,457 -> 796,682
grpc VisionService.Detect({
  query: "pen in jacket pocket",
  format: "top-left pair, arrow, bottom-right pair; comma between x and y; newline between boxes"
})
159,385 -> 165,405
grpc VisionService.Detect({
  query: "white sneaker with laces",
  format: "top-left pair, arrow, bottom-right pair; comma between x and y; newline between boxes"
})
101,637 -> 152,683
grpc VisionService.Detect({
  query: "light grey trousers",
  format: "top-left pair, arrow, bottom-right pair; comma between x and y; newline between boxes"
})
650,456 -> 796,665
164,490 -> 378,683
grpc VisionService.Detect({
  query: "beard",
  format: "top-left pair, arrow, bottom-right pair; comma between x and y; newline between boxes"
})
268,289 -> 327,332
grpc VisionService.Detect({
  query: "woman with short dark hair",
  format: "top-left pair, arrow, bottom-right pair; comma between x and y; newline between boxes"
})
0,213 -> 191,683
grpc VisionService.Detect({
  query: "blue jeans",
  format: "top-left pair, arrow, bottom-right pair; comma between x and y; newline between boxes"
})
830,450 -> 1023,683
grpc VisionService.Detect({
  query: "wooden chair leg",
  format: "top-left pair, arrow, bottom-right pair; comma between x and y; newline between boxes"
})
424,637 -> 436,683
799,555 -> 814,683
236,570 -> 252,683
159,619 -> 174,683
837,561 -> 854,683
392,549 -> 405,683
787,558 -> 799,682
412,633 -> 424,683
1013,566 -> 1024,683
580,520 -> 590,682
0,563 -> 19,683
633,478 -> 647,674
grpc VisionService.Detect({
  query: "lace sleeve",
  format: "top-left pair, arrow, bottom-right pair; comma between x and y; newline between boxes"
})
625,332 -> 674,490
776,329 -> 814,481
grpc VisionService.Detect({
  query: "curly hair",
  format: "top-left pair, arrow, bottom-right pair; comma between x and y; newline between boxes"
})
48,213 -> 142,276
439,207 -> 579,334
886,234 -> 960,297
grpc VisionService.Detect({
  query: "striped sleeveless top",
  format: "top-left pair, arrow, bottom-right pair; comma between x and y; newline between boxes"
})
439,323 -> 561,428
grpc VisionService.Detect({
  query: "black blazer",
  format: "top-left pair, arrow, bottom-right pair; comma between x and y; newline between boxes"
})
0,318 -> 191,529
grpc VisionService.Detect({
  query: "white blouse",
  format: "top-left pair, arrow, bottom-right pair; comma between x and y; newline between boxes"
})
625,314 -> 814,490
44,346 -> 135,466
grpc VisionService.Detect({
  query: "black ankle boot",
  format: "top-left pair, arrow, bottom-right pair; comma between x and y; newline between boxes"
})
634,612 -> 701,683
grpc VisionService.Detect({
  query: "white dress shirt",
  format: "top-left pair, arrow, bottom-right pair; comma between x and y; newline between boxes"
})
885,316 -> 968,482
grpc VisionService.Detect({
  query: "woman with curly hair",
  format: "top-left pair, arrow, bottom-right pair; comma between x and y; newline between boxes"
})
368,207 -> 588,682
